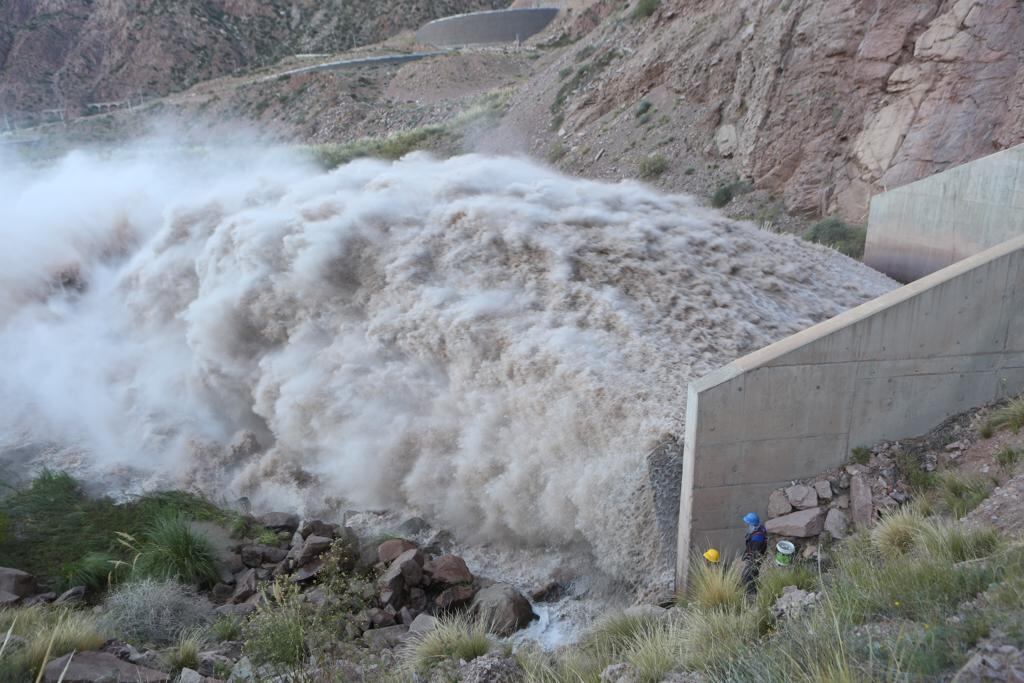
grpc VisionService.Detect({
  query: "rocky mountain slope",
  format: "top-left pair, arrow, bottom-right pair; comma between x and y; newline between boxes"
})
500,0 -> 1024,223
0,0 -> 510,114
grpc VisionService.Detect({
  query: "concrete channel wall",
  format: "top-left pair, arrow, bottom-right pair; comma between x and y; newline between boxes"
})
676,234 -> 1024,587
864,144 -> 1024,282
416,8 -> 558,46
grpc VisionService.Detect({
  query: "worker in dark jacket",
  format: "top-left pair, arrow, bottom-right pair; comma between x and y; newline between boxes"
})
741,512 -> 767,593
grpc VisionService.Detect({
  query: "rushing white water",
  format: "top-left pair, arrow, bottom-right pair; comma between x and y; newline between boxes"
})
0,147 -> 896,591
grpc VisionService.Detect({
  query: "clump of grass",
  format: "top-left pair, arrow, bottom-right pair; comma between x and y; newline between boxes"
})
710,179 -> 754,208
401,613 -> 492,674
849,446 -> 871,465
209,615 -> 242,642
61,552 -> 127,594
119,512 -> 219,588
623,620 -> 685,683
582,611 -> 660,656
243,581 -> 324,667
638,154 -> 668,180
937,472 -> 991,518
99,578 -> 213,647
679,608 -> 758,674
920,521 -> 1001,563
632,0 -> 661,20
871,506 -> 930,555
979,421 -> 994,439
894,450 -> 936,492
804,217 -> 868,258
547,143 -> 568,163
163,628 -> 205,673
996,446 -> 1020,472
685,558 -> 745,613
635,99 -> 652,117
0,607 -> 105,680
987,397 -> 1024,434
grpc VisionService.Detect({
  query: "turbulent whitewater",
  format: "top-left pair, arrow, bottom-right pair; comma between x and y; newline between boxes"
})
0,149 -> 895,590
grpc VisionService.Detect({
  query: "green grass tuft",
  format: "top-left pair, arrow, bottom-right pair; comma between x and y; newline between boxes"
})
401,613 -> 492,674
163,628 -> 205,674
849,446 -> 871,465
996,446 -> 1020,472
0,607 -> 105,680
125,512 -> 220,588
937,472 -> 991,518
987,397 -> 1024,434
632,0 -> 661,20
685,558 -> 745,613
804,217 -> 868,258
871,506 -> 930,555
638,154 -> 668,180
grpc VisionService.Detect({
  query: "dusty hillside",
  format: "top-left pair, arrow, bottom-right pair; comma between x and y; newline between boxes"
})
495,0 -> 1024,222
0,0 -> 510,114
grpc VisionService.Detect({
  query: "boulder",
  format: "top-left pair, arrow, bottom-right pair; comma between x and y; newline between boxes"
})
393,548 -> 425,586
408,587 -> 427,611
813,480 -> 833,501
764,507 -> 826,537
231,569 -> 257,603
296,535 -> 333,566
228,656 -> 255,682
435,584 -> 476,610
601,663 -> 638,683
22,592 -> 57,607
459,653 -> 524,683
0,590 -> 21,606
215,602 -> 256,619
43,651 -> 170,682
850,475 -> 874,529
258,512 -> 300,534
55,585 -> 87,605
178,669 -> 206,683
299,519 -> 340,539
377,539 -> 418,564
823,508 -> 849,540
770,586 -> 820,620
241,544 -> 287,567
290,559 -> 324,583
409,613 -> 438,636
0,567 -> 36,598
784,484 -> 818,510
425,554 -> 473,586
469,583 -> 537,636
767,489 -> 793,518
361,624 -> 408,650
398,517 -> 431,536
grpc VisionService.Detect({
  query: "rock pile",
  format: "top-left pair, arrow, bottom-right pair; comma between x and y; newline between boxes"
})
762,444 -> 918,558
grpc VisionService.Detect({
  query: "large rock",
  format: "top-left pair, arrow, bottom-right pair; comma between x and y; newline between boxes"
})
393,548 -> 425,586
469,583 -> 537,636
435,584 -> 476,610
813,480 -> 833,501
43,651 -> 170,682
824,508 -> 849,540
850,474 -> 874,529
296,535 -> 333,566
764,507 -> 826,537
258,512 -> 299,534
784,484 -> 818,510
377,539 -> 417,564
408,613 -> 438,636
0,567 -> 36,598
459,653 -> 524,683
425,554 -> 473,585
362,624 -> 408,650
767,489 -> 793,518
231,568 -> 258,603
299,519 -> 340,539
241,544 -> 287,567
55,585 -> 87,605
770,586 -> 820,620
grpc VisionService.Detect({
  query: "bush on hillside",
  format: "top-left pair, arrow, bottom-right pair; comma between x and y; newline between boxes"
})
638,154 -> 668,180
121,512 -> 220,588
987,396 -> 1024,434
99,578 -> 213,647
243,581 -> 326,667
804,217 -> 867,258
632,0 -> 661,20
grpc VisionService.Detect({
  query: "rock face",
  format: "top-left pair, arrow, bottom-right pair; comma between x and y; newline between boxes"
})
764,507 -> 826,537
43,651 -> 170,683
469,583 -> 537,636
509,0 -> 1024,222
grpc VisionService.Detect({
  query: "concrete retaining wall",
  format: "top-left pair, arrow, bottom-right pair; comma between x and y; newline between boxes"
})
676,234 -> 1024,587
416,8 -> 558,46
864,144 -> 1024,282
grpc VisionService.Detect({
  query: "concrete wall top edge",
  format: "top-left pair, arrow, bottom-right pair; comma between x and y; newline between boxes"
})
689,233 -> 1024,395
873,144 -> 1024,198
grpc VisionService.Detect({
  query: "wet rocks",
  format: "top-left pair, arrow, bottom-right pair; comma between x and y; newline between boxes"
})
377,538 -> 418,564
469,583 -> 538,636
425,554 -> 473,586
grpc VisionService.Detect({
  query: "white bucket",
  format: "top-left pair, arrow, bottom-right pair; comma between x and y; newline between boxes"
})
775,540 -> 796,566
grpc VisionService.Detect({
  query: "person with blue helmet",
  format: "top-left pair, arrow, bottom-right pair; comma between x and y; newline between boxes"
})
741,512 -> 768,593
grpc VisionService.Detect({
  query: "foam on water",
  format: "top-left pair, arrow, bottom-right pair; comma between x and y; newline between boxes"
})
0,148 -> 896,591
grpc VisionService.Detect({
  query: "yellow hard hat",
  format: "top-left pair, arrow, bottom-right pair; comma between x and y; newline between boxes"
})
703,548 -> 720,563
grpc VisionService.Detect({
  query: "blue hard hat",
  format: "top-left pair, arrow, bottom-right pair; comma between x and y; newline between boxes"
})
743,512 -> 761,526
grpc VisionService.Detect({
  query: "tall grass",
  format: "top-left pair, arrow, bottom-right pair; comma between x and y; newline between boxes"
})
0,607 -> 105,680
937,472 -> 991,518
163,628 -> 206,674
401,613 -> 492,674
986,397 -> 1024,434
870,506 -> 931,555
684,558 -> 745,612
119,512 -> 219,587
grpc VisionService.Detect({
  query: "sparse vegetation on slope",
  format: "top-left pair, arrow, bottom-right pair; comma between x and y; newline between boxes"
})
804,217 -> 868,258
